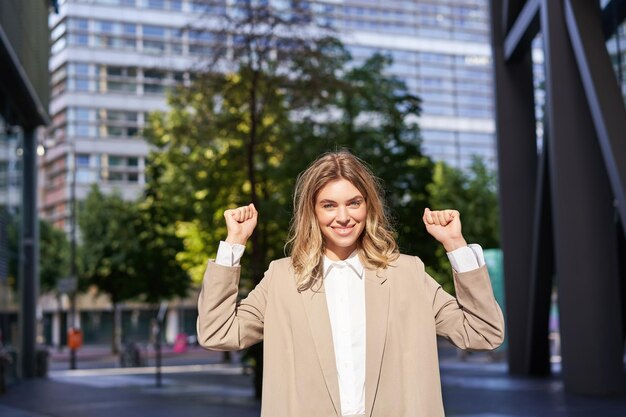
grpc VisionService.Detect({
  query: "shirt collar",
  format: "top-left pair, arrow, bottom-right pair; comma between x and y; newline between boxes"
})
323,250 -> 364,278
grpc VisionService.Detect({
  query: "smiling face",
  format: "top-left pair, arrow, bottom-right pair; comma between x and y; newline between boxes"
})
314,178 -> 367,261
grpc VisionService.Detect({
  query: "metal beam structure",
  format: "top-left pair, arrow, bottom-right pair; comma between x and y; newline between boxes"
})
525,146 -> 553,376
490,0 -> 626,395
490,0 -> 543,375
504,0 -> 540,62
565,0 -> 626,232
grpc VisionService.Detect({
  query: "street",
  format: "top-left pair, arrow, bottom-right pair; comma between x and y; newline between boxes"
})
1,344 -> 625,416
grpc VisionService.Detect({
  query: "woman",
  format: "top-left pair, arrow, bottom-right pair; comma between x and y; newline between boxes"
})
197,151 -> 504,417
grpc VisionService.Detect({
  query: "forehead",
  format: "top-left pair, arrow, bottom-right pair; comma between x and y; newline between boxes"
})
316,178 -> 363,201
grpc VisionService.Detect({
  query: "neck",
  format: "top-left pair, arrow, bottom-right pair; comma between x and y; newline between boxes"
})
324,246 -> 356,261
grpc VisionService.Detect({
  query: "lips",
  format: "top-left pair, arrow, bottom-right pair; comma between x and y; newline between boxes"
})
331,225 -> 355,236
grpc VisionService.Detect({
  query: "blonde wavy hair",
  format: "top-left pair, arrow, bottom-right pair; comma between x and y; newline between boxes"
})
286,151 -> 399,291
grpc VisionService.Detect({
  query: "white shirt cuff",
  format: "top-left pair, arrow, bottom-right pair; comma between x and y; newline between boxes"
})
447,244 -> 486,273
215,241 -> 246,267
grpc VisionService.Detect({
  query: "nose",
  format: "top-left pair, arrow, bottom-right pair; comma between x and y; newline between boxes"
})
336,205 -> 350,224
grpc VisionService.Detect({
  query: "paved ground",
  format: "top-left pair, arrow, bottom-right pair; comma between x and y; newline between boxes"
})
1,344 -> 625,416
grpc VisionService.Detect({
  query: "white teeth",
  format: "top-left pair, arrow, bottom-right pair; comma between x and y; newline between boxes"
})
333,226 -> 353,236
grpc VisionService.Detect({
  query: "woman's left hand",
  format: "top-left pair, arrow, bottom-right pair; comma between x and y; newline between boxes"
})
422,208 -> 467,252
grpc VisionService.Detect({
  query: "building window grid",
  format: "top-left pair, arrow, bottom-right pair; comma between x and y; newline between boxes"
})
336,1 -> 488,40
49,106 -> 145,141
54,0 -> 495,172
99,154 -> 143,183
347,46 -> 493,119
52,61 -> 186,97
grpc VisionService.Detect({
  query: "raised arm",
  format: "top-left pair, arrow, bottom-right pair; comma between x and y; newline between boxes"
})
422,208 -> 505,350
197,203 -> 270,351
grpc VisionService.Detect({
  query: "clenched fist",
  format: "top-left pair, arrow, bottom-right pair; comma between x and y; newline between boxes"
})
224,203 -> 258,246
422,208 -> 467,252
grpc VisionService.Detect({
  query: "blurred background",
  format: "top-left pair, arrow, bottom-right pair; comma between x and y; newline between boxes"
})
0,0 -> 625,416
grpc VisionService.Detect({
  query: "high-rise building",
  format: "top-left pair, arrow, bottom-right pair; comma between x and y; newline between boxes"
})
43,0 -> 494,231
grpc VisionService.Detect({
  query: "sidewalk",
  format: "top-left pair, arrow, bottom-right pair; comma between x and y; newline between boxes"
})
1,345 -> 625,416
0,362 -> 260,417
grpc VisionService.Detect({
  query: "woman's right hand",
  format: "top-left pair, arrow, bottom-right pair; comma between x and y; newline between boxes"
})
224,203 -> 257,245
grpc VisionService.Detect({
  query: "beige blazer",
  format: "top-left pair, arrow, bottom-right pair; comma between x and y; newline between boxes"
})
197,254 -> 504,417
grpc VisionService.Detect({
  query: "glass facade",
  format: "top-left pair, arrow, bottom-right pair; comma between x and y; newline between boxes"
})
0,116 -> 23,347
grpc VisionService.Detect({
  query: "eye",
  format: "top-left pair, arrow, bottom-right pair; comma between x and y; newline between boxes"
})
349,200 -> 362,207
322,203 -> 335,209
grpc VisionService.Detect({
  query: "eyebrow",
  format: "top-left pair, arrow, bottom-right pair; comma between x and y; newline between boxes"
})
318,196 -> 364,204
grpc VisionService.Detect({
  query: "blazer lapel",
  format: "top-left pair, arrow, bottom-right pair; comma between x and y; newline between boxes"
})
300,282 -> 342,416
364,267 -> 390,417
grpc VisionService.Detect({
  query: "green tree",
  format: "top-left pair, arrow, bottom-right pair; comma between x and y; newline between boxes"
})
296,53 -> 437,266
138,161 -> 192,305
144,45 -> 347,288
78,186 -> 143,353
427,157 -> 500,292
39,219 -> 70,293
79,185 -> 190,351
6,216 -> 69,294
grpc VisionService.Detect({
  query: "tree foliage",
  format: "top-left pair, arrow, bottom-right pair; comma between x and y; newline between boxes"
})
79,185 -> 190,304
39,219 -> 70,293
144,44 -> 440,290
426,157 -> 500,292
6,215 -> 69,294
78,186 -> 143,304
78,185 -> 190,351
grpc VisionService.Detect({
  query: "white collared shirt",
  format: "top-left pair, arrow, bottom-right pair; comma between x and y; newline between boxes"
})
322,252 -> 366,415
215,241 -> 485,415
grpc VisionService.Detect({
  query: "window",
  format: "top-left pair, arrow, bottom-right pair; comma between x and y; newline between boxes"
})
68,107 -> 92,137
99,155 -> 142,183
123,23 -> 136,34
69,18 -> 88,30
69,63 -> 90,91
75,108 -> 90,120
72,63 -> 89,75
189,30 -> 216,54
97,109 -> 140,137
97,20 -> 115,33
76,154 -> 90,167
143,25 -> 166,38
68,33 -> 89,46
144,69 -> 167,94
143,25 -> 167,52
121,23 -> 137,49
145,0 -> 165,9
100,66 -> 137,94
109,156 -> 124,166
108,172 -> 124,181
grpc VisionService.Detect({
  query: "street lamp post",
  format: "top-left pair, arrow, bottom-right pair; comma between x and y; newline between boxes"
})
68,143 -> 78,370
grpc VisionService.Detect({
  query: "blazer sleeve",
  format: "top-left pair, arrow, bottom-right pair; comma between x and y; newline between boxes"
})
418,257 -> 505,351
196,260 -> 274,351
